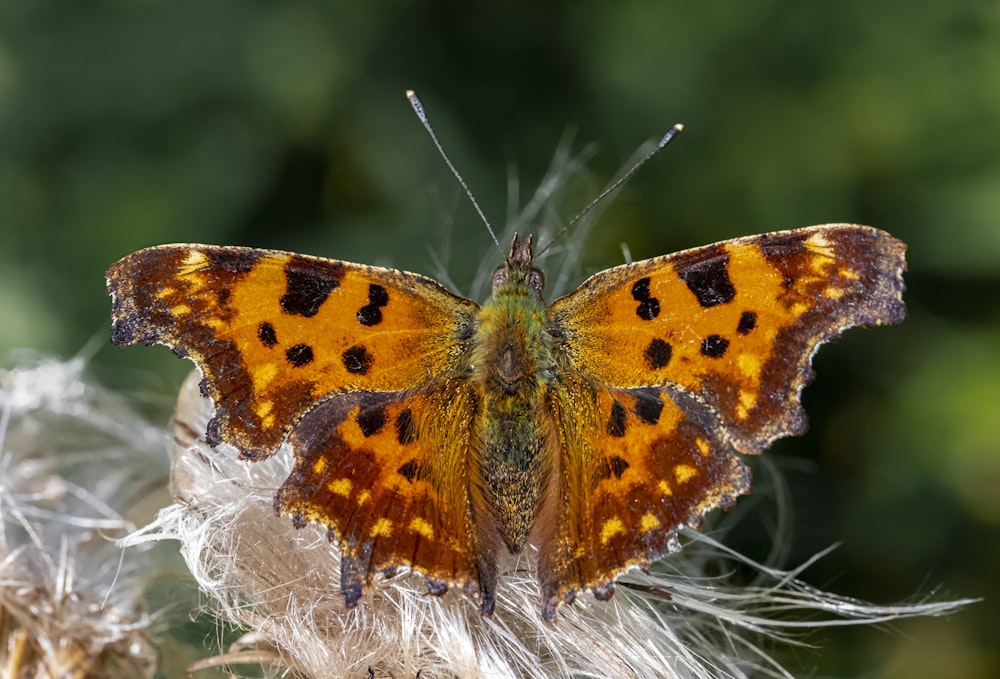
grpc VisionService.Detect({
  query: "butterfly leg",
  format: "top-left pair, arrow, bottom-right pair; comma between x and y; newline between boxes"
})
469,499 -> 504,616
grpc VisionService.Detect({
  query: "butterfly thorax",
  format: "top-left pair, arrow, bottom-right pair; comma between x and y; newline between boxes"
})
469,235 -> 555,556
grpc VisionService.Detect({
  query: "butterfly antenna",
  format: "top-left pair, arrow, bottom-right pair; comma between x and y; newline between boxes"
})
407,90 -> 502,252
536,123 -> 684,257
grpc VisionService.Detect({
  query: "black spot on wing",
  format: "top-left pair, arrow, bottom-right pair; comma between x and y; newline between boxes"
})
631,277 -> 661,321
675,247 -> 736,308
700,335 -> 730,358
280,258 -> 343,317
737,311 -> 757,335
644,338 -> 672,369
342,345 -> 373,375
257,322 -> 278,348
633,393 -> 664,425
356,306 -> 381,327
357,284 -> 389,327
397,460 -> 419,482
356,404 -> 387,437
608,455 -> 630,479
286,343 -> 314,367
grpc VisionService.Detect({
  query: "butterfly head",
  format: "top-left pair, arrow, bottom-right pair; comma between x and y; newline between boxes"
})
492,234 -> 545,301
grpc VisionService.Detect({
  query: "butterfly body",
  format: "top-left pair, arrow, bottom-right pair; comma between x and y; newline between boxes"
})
465,236 -> 559,612
107,224 -> 906,620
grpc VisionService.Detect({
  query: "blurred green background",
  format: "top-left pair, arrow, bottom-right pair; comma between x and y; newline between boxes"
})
1,1 -> 997,676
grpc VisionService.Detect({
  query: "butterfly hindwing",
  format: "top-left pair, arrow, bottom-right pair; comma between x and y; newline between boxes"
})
107,245 -> 478,459
277,380 -> 480,604
539,376 -> 750,616
549,224 -> 906,454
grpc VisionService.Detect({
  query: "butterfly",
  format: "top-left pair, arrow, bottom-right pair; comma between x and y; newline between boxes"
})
107,223 -> 906,620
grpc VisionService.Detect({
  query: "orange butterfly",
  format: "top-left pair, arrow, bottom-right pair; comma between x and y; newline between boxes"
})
107,223 -> 905,619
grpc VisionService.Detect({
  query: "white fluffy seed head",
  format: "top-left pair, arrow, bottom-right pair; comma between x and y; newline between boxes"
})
124,368 -> 973,679
0,355 -> 160,679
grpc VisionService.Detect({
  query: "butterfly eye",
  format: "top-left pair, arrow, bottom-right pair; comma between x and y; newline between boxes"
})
529,269 -> 545,296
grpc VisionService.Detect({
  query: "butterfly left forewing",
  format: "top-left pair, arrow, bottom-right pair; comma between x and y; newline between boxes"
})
107,245 -> 478,459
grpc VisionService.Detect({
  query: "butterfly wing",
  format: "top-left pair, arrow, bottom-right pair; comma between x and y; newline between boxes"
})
539,378 -> 749,617
550,224 -> 906,453
540,225 -> 906,611
107,245 -> 478,458
108,245 -> 483,601
277,380 -> 480,603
